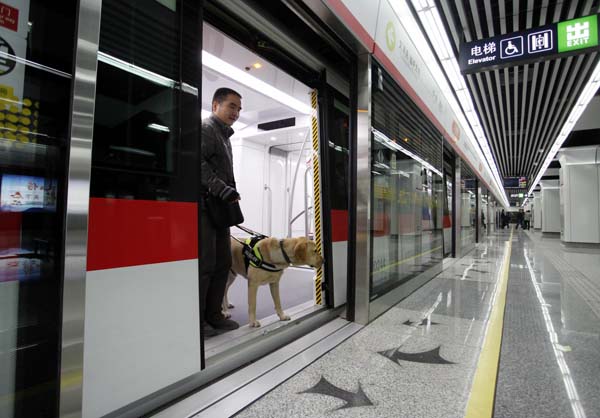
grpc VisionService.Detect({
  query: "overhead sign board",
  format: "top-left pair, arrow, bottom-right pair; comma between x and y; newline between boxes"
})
504,176 -> 527,188
459,14 -> 599,73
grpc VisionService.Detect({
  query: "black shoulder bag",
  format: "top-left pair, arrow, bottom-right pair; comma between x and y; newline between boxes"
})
205,192 -> 244,228
203,141 -> 244,228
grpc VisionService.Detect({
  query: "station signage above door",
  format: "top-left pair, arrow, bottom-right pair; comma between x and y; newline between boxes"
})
459,14 -> 599,74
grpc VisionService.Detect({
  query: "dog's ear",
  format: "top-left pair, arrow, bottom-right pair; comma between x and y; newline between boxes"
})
293,240 -> 308,262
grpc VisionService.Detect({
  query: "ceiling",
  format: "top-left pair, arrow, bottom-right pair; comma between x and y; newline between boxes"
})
435,0 -> 600,201
202,23 -> 312,150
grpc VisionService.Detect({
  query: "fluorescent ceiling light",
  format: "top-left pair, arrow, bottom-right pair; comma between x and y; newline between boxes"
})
202,51 -> 312,115
373,129 -> 442,177
147,123 -> 170,133
526,59 -> 600,199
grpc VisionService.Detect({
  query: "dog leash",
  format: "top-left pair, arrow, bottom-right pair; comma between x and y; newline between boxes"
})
233,224 -> 267,239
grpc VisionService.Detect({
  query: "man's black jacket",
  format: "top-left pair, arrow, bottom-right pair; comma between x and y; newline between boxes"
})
200,114 -> 238,202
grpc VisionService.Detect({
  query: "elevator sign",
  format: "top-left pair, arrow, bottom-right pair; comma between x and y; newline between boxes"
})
459,14 -> 599,74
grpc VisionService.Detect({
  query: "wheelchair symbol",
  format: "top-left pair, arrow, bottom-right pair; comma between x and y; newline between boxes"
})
504,41 -> 519,55
500,36 -> 523,59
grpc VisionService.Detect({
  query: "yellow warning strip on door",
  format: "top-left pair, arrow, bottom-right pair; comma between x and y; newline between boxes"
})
464,227 -> 513,418
309,89 -> 323,306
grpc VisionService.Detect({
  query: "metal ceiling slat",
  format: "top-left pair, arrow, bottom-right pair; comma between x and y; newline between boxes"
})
517,64 -> 529,175
468,0 -> 484,39
514,66 -> 522,174
504,68 -> 513,175
467,72 -> 503,168
470,72 -> 507,173
452,0 -> 474,42
491,70 -> 510,174
552,1 -> 564,22
523,59 -> 561,173
535,57 -> 572,161
513,0 -> 534,174
513,0 -> 520,33
538,0 -> 549,24
539,54 -> 588,151
520,61 -> 540,177
526,0 -> 593,178
438,0 -> 462,50
482,0 -> 510,176
484,0 -> 495,37
484,72 -> 509,174
539,57 -> 573,173
498,0 -> 507,33
528,53 -> 598,184
522,61 -> 550,177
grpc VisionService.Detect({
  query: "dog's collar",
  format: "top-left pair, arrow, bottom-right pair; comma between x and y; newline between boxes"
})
279,240 -> 292,264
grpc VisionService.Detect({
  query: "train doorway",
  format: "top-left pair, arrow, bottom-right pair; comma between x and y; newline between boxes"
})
200,22 -> 349,360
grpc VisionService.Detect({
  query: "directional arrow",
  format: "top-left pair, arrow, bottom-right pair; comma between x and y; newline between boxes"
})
378,345 -> 455,365
403,319 -> 440,326
299,376 -> 374,410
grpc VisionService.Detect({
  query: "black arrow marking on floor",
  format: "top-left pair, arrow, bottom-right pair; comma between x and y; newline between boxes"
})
403,319 -> 440,326
378,345 -> 455,365
299,376 -> 373,410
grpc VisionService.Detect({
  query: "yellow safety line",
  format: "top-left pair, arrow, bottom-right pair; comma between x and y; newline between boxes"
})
372,245 -> 443,275
464,227 -> 513,418
310,90 -> 323,306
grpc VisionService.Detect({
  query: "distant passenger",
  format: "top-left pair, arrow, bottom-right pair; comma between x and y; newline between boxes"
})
481,211 -> 486,230
199,87 -> 243,337
524,210 -> 531,230
500,209 -> 507,229
516,209 -> 524,229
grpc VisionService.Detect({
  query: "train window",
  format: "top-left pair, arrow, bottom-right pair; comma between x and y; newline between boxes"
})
370,61 -> 444,300
461,161 -> 477,250
91,0 -> 186,200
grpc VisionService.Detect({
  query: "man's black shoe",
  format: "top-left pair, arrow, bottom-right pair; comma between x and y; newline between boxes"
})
208,317 -> 239,331
202,322 -> 219,337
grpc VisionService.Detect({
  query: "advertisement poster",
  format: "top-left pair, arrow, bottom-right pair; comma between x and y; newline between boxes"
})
0,174 -> 56,211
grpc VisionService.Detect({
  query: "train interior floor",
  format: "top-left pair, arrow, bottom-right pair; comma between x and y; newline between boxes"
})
163,228 -> 600,418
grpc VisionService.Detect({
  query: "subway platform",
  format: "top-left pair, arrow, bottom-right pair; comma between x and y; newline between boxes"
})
161,228 -> 600,418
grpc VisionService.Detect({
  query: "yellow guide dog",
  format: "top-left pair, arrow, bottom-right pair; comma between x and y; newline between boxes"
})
223,236 -> 323,327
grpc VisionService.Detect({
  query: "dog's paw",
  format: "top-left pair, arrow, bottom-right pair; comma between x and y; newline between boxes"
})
222,311 -> 231,319
227,303 -> 235,309
249,320 -> 261,327
278,314 -> 291,321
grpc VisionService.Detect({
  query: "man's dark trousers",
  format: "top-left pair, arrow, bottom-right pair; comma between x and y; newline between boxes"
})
199,208 -> 232,324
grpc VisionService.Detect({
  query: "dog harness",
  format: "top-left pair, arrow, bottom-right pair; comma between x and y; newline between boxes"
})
243,236 -> 283,273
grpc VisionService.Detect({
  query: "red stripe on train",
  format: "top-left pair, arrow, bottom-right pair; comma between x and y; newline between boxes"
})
87,198 -> 198,271
331,209 -> 349,242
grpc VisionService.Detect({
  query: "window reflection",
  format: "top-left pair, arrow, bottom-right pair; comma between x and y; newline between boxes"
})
461,162 -> 477,250
370,64 -> 444,300
0,1 -> 76,416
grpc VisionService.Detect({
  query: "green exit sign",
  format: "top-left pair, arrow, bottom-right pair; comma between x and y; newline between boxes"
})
558,15 -> 599,52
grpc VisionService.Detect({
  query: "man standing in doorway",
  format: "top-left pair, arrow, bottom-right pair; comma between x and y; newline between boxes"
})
200,87 -> 243,337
